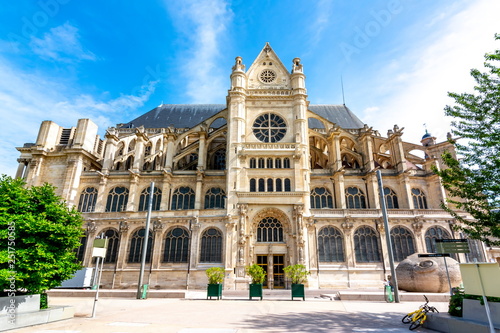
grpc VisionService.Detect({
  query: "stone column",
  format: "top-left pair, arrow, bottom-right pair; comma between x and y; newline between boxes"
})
194,170 -> 204,210
160,173 -> 172,211
365,172 -> 380,209
412,218 -> 425,253
333,171 -> 346,209
189,217 -> 201,270
116,221 -> 130,270
164,130 -> 176,172
94,174 -> 108,212
127,173 -> 139,211
197,132 -> 207,170
15,158 -> 28,179
102,128 -> 119,172
132,128 -> 148,172
376,219 -> 391,271
341,219 -> 355,268
151,220 -> 164,272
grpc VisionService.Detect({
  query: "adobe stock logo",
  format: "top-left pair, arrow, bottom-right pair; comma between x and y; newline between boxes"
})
8,0 -> 71,48
339,0 -> 403,63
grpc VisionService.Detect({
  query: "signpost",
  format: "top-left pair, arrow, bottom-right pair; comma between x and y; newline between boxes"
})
434,239 -> 470,295
418,253 -> 450,258
91,238 -> 108,318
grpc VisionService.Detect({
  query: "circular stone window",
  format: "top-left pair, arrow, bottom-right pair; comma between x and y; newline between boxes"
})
252,113 -> 286,142
259,69 -> 277,83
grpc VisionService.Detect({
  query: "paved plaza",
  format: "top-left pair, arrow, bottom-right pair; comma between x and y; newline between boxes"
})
8,290 -> 449,333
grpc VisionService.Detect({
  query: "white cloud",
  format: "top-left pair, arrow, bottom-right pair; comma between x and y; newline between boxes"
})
363,0 -> 500,144
309,0 -> 333,47
0,59 -> 156,177
30,22 -> 96,62
165,0 -> 232,103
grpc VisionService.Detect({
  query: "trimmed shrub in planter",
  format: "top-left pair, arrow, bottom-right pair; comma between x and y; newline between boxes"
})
246,264 -> 266,300
284,264 -> 310,301
206,267 -> 224,300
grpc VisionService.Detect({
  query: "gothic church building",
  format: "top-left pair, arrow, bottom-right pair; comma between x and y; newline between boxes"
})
15,43 -> 487,290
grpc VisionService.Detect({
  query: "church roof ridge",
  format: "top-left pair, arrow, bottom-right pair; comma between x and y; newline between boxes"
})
120,103 -> 364,130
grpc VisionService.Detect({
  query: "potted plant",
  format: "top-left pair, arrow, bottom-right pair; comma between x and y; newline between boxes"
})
283,264 -> 310,300
246,264 -> 266,300
206,267 -> 225,300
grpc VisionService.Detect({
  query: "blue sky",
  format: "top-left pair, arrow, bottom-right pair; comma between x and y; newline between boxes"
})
1,0 -> 499,177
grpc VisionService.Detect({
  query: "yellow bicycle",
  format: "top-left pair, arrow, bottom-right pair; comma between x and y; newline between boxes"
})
402,295 -> 439,330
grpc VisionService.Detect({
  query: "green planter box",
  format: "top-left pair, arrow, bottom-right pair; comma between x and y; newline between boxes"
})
207,284 -> 223,300
249,284 -> 263,300
291,283 -> 305,301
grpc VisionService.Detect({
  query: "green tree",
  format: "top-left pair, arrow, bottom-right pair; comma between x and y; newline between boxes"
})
434,34 -> 500,246
0,175 -> 84,294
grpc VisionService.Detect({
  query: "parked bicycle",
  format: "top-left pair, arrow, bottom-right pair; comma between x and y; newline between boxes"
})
402,295 -> 439,330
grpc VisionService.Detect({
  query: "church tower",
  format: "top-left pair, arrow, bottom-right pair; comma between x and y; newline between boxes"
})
226,43 -> 312,289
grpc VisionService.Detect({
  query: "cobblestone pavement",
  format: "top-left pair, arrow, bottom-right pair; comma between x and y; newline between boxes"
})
8,290 -> 448,333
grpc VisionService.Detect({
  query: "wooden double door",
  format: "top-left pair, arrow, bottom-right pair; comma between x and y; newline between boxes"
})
257,254 -> 285,289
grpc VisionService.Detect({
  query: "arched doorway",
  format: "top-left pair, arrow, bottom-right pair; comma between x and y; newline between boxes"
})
252,208 -> 290,289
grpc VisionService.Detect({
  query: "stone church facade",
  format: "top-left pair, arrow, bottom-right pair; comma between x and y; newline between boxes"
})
15,43 -> 490,290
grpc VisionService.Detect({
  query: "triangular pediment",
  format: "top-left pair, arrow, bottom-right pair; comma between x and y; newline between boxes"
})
246,43 -> 291,89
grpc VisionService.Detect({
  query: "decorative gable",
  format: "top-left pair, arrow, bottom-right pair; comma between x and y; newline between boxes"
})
246,43 -> 291,90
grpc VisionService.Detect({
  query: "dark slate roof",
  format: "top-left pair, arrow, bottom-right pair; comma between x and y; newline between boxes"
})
121,103 -> 364,129
308,105 -> 364,129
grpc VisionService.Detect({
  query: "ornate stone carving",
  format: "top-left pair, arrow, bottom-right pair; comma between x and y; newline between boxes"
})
375,219 -> 385,232
153,220 -> 164,233
86,221 -> 97,235
119,221 -> 129,233
341,220 -> 354,235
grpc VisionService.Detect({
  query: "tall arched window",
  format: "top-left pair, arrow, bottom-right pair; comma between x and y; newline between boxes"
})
78,187 -> 98,212
171,187 -> 195,210
250,158 -> 256,168
353,226 -> 381,262
345,187 -> 366,209
257,217 -> 284,242
384,187 -> 399,209
267,158 -> 273,168
103,229 -> 120,263
310,187 -> 334,209
204,188 -> 225,209
424,226 -> 452,253
283,158 -> 290,168
258,178 -> 265,192
284,178 -> 291,192
128,228 -> 153,263
138,186 -> 162,211
250,179 -> 256,192
212,149 -> 226,170
275,158 -> 282,168
276,178 -> 282,192
258,158 -> 265,168
318,226 -> 345,262
267,178 -> 274,192
106,186 -> 129,212
390,226 -> 415,262
163,227 -> 190,262
465,238 -> 486,262
411,188 -> 428,209
200,228 -> 222,263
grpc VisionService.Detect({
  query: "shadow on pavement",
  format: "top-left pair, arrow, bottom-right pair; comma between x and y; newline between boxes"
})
236,310 -> 424,332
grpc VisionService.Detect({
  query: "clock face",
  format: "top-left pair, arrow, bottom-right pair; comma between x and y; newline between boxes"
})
259,69 -> 277,83
252,113 -> 286,143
